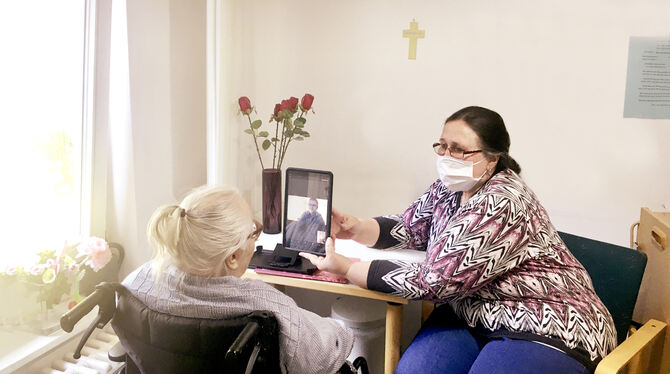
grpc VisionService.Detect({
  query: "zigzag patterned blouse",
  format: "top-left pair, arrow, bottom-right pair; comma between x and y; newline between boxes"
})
366,169 -> 616,365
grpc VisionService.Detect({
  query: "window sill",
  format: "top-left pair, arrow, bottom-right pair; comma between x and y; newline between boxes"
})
0,311 -> 96,373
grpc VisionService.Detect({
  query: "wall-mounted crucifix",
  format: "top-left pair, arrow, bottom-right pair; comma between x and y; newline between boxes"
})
402,19 -> 425,60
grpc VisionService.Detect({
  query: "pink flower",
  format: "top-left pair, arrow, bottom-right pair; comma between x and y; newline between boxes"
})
46,258 -> 59,271
238,96 -> 253,115
300,94 -> 314,111
31,264 -> 45,276
68,263 -> 80,273
77,237 -> 112,272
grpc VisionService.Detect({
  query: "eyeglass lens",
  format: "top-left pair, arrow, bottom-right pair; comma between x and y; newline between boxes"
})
433,143 -> 465,158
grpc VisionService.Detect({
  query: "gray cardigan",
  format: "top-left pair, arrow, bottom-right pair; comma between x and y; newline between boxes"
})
123,263 -> 354,374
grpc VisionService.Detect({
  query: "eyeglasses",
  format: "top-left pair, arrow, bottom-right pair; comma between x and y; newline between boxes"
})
432,142 -> 482,159
248,219 -> 263,240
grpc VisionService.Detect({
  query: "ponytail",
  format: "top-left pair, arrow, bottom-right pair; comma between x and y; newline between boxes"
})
495,153 -> 521,175
147,205 -> 183,277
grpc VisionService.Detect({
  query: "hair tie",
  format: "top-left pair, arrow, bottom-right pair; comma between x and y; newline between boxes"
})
180,208 -> 187,218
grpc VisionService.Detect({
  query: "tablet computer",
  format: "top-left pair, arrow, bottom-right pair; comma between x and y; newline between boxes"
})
282,167 -> 333,255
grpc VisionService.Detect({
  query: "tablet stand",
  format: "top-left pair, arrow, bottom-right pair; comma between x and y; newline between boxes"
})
249,244 -> 317,274
269,244 -> 301,268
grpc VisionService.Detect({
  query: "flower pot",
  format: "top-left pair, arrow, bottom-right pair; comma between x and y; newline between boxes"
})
262,168 -> 282,234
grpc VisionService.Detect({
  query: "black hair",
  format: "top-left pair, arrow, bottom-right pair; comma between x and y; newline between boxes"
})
445,106 -> 521,175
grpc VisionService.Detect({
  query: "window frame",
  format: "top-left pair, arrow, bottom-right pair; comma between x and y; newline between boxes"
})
0,0 -> 111,371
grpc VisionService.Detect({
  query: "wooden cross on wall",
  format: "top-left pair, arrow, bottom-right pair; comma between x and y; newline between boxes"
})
403,20 -> 425,60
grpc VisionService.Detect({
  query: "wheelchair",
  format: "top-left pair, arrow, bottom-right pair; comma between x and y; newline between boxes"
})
61,282 -> 368,374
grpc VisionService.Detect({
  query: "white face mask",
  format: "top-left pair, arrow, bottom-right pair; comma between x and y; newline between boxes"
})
436,155 -> 488,192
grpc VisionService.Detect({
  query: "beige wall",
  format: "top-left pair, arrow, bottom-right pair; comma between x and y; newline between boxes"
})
217,0 -> 670,246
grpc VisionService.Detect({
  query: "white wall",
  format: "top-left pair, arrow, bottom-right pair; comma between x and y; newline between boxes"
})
107,0 -> 207,277
217,0 -> 670,247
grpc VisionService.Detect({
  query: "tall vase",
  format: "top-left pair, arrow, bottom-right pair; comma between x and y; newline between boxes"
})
262,168 -> 282,234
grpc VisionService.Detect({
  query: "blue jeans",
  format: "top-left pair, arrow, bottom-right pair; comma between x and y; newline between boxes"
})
395,307 -> 591,374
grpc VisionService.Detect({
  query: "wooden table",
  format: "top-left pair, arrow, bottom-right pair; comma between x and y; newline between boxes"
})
244,269 -> 408,374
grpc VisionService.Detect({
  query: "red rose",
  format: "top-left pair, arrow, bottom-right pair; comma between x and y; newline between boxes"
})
279,97 -> 299,113
238,96 -> 252,115
279,99 -> 292,111
288,97 -> 299,111
300,94 -> 314,111
274,103 -> 281,117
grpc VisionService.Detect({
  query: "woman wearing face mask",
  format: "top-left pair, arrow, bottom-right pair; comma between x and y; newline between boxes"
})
300,106 -> 616,374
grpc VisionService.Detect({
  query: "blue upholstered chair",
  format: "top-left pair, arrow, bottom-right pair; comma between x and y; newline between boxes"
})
557,232 -> 666,374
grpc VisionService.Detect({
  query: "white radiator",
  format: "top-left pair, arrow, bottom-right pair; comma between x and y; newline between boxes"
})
40,325 -> 123,374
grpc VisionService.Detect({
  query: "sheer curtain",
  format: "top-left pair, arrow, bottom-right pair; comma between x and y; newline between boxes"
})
107,0 -> 140,274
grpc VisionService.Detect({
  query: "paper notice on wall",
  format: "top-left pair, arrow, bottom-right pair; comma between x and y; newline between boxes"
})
623,36 -> 670,119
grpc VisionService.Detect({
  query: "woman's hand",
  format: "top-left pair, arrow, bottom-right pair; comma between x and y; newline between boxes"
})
331,208 -> 362,240
300,237 -> 353,277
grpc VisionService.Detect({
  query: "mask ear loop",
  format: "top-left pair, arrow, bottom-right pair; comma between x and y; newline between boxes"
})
477,152 -> 499,179
475,167 -> 489,180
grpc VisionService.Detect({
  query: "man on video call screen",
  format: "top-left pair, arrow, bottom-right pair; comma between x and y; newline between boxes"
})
284,171 -> 330,254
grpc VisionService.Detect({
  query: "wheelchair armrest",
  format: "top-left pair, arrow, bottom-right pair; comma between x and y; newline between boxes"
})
595,319 -> 667,374
108,341 -> 127,363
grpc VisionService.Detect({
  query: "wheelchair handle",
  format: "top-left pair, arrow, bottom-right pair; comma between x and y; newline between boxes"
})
226,321 -> 261,359
60,287 -> 105,333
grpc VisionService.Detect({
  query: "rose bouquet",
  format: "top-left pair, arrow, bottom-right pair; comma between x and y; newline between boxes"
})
238,94 -> 315,169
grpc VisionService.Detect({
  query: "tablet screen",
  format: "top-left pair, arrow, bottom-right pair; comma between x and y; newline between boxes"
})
283,168 -> 333,255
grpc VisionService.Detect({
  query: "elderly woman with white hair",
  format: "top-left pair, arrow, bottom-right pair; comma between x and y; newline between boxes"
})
122,185 -> 353,374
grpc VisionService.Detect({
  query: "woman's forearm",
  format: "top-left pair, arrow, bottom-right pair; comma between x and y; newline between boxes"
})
345,261 -> 371,288
353,218 -> 380,247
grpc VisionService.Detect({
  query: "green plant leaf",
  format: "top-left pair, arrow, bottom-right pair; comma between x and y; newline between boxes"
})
272,137 -> 280,142
258,131 -> 269,137
295,136 -> 304,141
244,129 -> 254,135
262,139 -> 271,150
286,130 -> 294,137
301,131 -> 310,137
295,117 -> 306,127
251,120 -> 262,129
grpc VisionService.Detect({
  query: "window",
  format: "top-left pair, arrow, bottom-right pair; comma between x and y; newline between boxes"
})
0,1 -> 93,266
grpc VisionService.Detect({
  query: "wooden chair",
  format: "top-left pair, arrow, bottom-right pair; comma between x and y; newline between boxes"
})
420,232 -> 667,374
